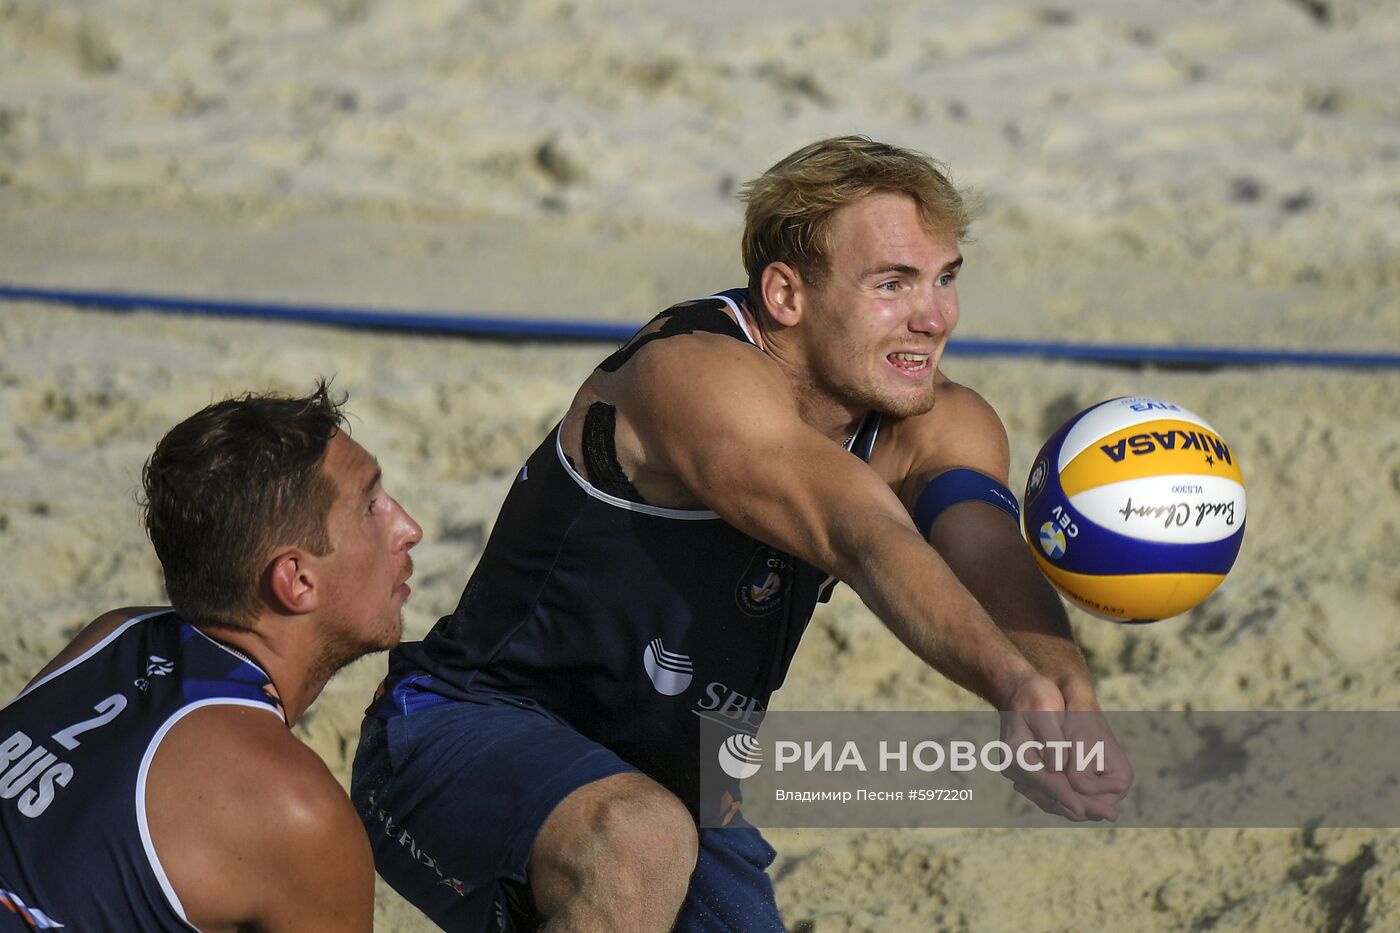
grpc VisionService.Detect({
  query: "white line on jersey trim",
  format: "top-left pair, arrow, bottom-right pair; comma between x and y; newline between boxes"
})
553,292 -> 865,522
710,291 -> 756,345
10,609 -> 171,705
553,291 -> 758,521
136,698 -> 284,932
554,425 -> 721,521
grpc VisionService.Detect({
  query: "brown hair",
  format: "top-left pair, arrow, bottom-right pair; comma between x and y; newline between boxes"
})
740,135 -> 973,297
141,380 -> 348,630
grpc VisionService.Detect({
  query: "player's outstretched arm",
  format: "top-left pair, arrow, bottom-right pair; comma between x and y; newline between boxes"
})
147,705 -> 376,932
618,338 -> 1129,821
894,386 -> 1098,703
618,334 -> 1044,711
891,384 -> 1133,815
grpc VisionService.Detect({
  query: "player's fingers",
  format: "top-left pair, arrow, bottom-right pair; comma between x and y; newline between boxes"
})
1064,760 -> 1128,798
1092,791 -> 1123,821
1026,712 -> 1077,773
1077,790 -> 1121,822
1011,779 -> 1094,822
1060,716 -> 1134,797
1013,770 -> 1085,821
1011,780 -> 1068,819
998,711 -> 1036,750
1020,755 -> 1127,821
1016,780 -> 1120,823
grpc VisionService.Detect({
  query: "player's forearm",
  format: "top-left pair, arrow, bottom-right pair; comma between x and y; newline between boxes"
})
841,514 -> 1042,709
936,530 -> 1099,707
984,582 -> 1091,687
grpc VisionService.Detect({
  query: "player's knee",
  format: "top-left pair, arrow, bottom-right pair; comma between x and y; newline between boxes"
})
588,780 -> 698,886
533,773 -> 697,914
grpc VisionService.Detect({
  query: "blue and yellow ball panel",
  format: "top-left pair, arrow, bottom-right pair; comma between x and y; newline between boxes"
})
1029,550 -> 1228,623
1022,397 -> 1247,623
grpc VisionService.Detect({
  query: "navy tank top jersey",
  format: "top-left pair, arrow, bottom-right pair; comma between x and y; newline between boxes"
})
0,610 -> 283,931
379,289 -> 881,810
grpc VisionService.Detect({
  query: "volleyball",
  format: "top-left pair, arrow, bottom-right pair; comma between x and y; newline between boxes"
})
1022,397 -> 1247,622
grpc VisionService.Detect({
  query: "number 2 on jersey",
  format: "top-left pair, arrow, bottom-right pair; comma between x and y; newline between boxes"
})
51,694 -> 128,750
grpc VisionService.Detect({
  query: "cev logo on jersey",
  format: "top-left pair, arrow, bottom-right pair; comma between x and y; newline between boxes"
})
642,639 -> 693,696
736,547 -> 791,617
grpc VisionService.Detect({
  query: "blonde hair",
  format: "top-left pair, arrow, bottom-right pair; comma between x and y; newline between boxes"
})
739,135 -> 972,295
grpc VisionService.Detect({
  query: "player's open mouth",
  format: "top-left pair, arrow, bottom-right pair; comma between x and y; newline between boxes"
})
887,351 -> 932,376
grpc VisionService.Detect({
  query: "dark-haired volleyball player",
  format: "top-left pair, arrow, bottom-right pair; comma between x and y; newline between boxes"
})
0,382 -> 421,931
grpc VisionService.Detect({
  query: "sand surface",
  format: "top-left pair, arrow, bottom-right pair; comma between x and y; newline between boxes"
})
2,1 -> 1398,930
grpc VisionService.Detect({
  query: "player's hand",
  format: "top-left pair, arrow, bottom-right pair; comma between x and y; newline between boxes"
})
997,674 -> 1132,822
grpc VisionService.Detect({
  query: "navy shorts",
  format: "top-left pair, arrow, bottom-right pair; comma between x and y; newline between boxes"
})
351,695 -> 784,931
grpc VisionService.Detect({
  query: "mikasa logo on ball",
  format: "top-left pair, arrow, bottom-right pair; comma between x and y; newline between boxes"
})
1098,430 -> 1233,466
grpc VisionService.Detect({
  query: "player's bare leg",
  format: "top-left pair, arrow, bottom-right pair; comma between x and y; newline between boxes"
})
530,772 -> 698,932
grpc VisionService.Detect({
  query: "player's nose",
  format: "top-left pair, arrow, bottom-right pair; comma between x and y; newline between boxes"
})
910,292 -> 952,336
390,496 -> 423,549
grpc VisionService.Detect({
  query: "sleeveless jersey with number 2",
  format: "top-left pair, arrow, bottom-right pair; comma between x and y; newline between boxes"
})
0,610 -> 283,930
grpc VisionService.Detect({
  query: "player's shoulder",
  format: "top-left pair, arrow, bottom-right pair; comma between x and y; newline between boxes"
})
604,292 -> 763,369
148,705 -> 371,928
170,702 -> 334,791
156,702 -> 358,850
202,718 -> 369,904
615,308 -> 788,416
894,378 -> 1007,450
881,378 -> 1011,494
23,606 -> 171,688
631,316 -> 766,371
75,605 -> 171,643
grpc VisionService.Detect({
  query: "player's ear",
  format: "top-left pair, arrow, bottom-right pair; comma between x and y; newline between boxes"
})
265,548 -> 318,615
759,262 -> 804,328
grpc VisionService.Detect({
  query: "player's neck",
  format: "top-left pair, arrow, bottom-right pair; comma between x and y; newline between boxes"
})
198,620 -> 319,725
786,374 -> 868,445
746,305 -> 865,443
736,298 -> 767,351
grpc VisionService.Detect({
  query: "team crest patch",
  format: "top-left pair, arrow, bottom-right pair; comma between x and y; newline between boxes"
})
736,547 -> 791,617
